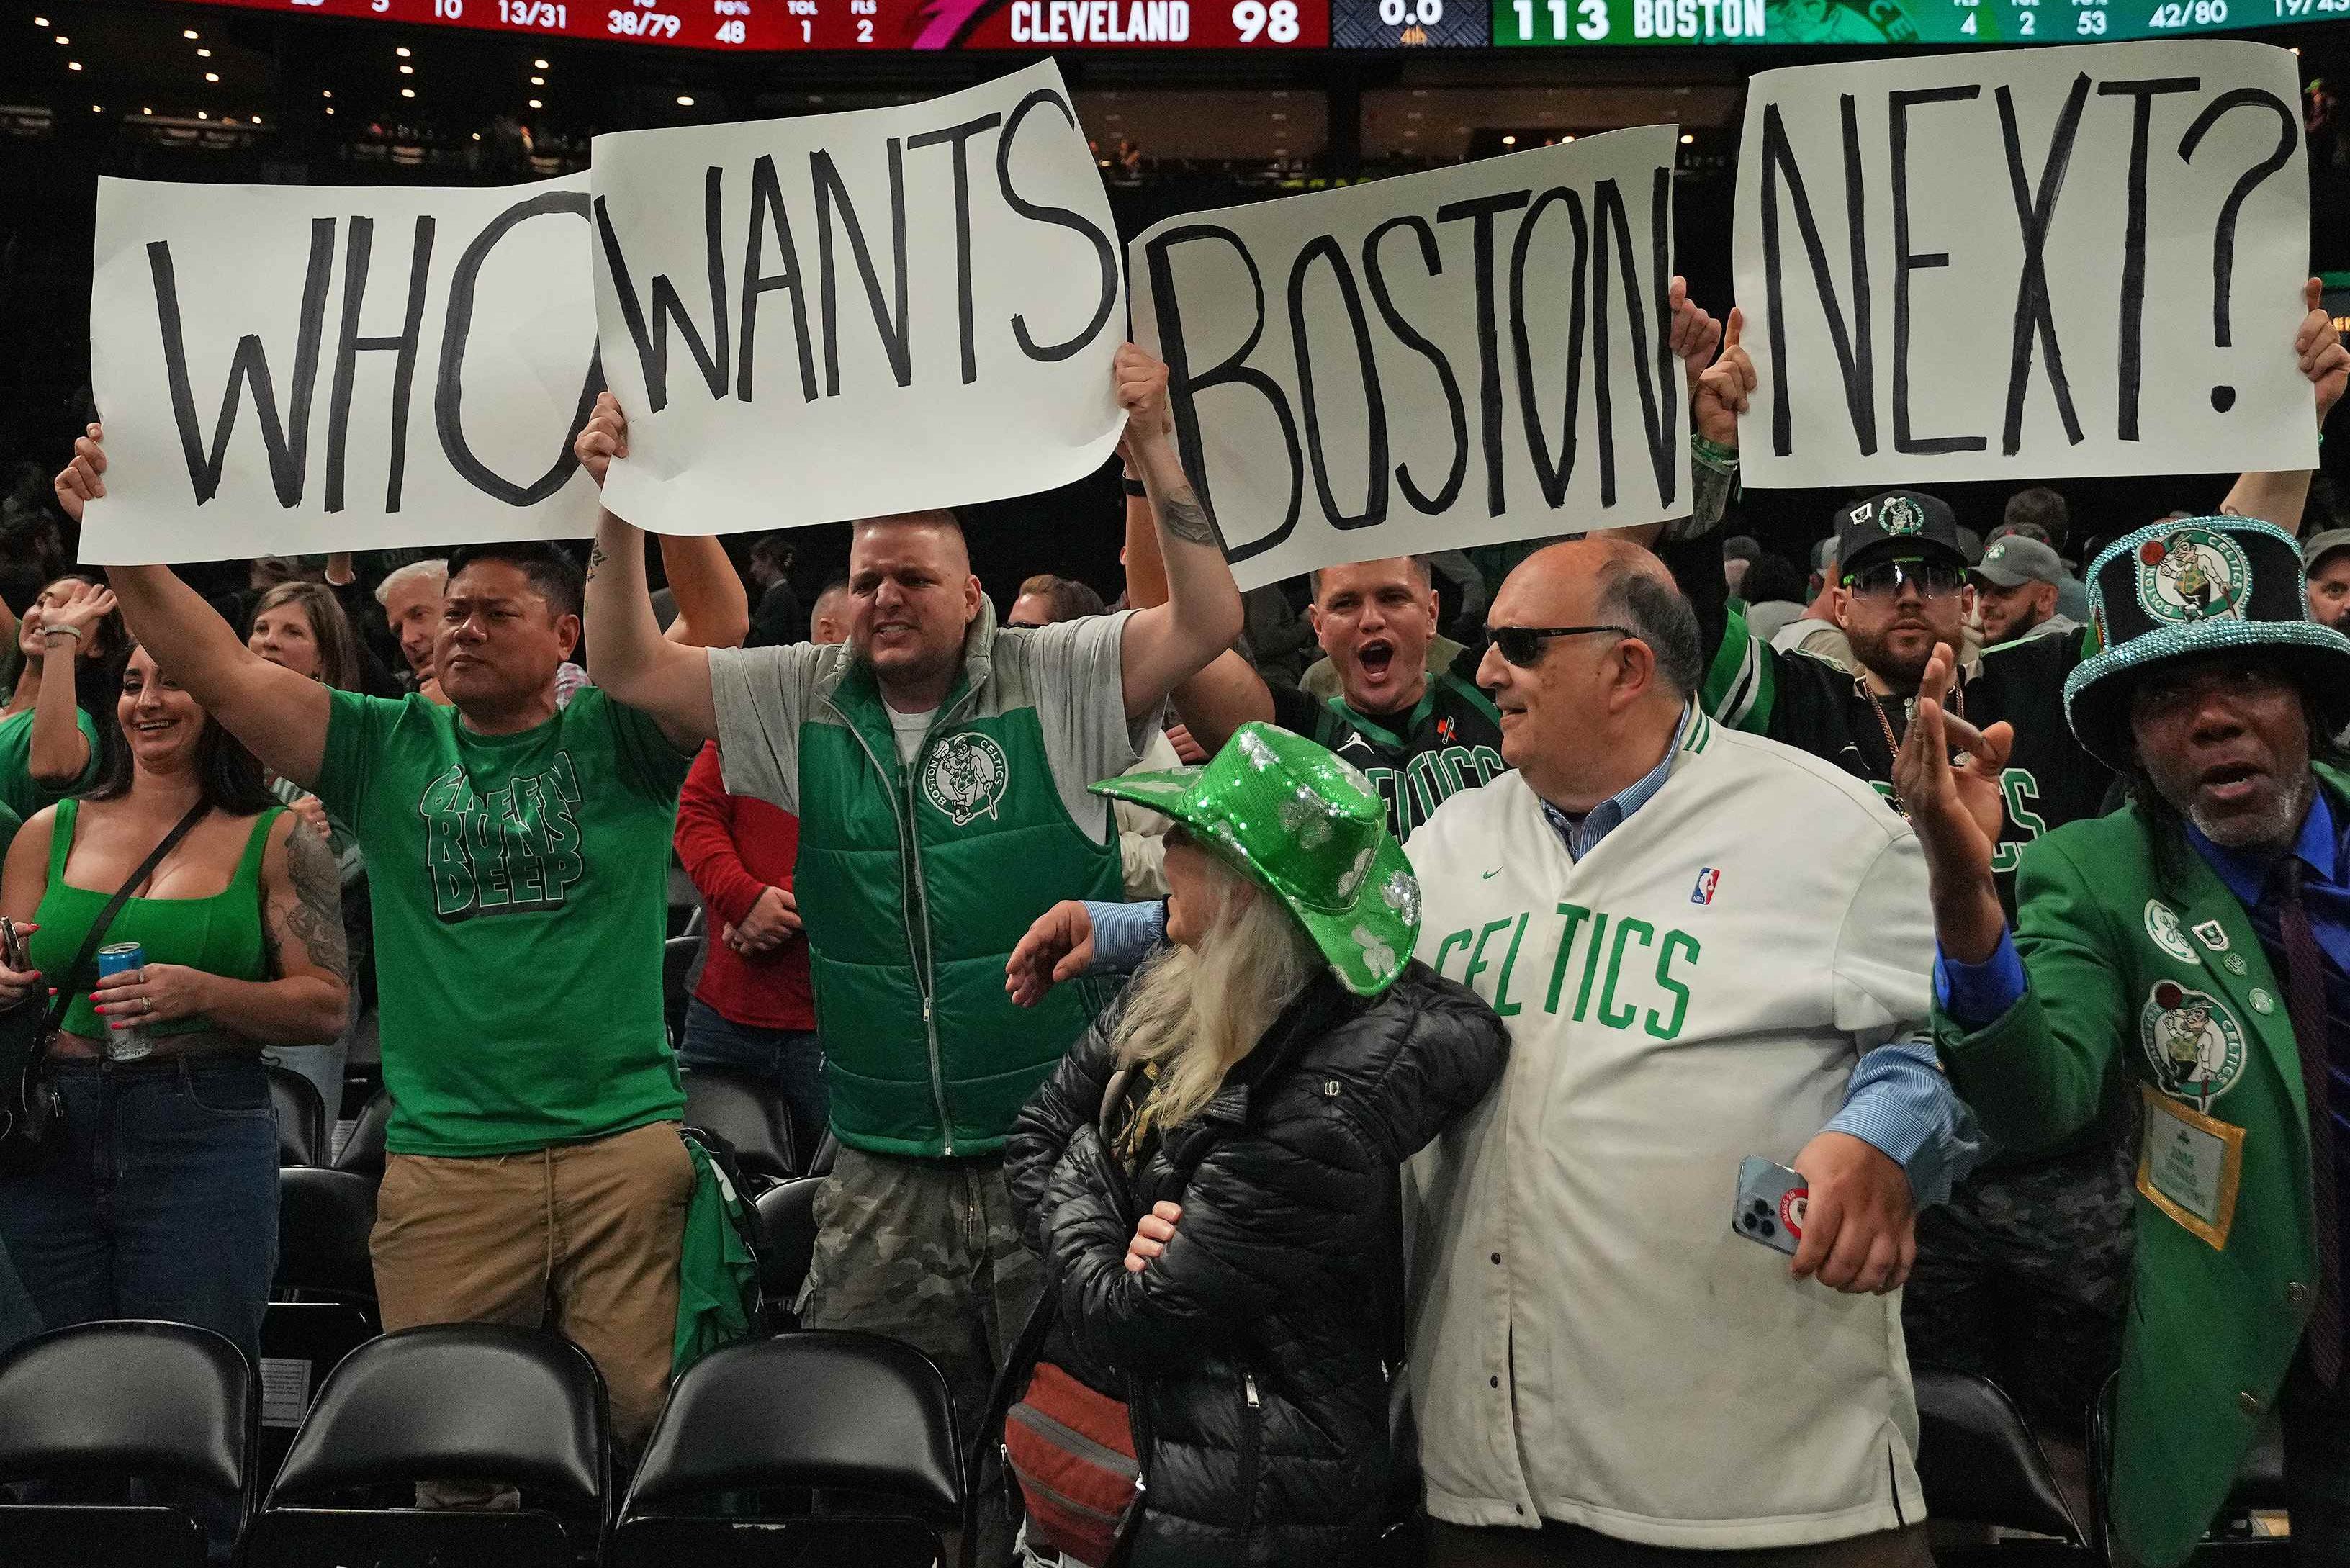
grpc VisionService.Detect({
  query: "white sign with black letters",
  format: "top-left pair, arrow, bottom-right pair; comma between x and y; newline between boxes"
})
85,173 -> 603,564
1733,40 -> 2313,490
588,60 -> 1126,535
1130,127 -> 1692,592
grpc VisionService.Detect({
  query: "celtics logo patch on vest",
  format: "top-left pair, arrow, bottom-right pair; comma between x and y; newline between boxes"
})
2140,980 -> 2247,1109
2135,527 -> 2250,624
921,731 -> 1010,826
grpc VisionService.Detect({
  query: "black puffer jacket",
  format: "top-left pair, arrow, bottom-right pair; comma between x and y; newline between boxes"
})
1004,960 -> 1508,1568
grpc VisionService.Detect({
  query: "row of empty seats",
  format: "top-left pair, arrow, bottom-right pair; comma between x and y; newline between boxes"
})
0,1320 -> 965,1568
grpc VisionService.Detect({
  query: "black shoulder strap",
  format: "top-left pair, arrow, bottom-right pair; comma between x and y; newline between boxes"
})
39,797 -> 212,1044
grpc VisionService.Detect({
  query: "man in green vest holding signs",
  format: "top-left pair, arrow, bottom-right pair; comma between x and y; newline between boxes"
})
1896,515 -> 2350,1567
580,343 -> 1243,1562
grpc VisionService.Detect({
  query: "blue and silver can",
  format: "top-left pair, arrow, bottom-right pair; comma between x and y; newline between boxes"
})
95,942 -> 153,1061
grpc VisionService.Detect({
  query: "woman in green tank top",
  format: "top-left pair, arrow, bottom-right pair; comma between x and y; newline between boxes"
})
0,572 -> 124,821
0,643 -> 349,1384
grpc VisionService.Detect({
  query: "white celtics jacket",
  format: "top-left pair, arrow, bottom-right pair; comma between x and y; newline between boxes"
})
1403,710 -> 1935,1548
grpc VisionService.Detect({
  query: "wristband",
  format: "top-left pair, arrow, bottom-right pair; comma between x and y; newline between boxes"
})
40,626 -> 82,643
1691,435 -> 1740,472
1122,477 -> 1149,497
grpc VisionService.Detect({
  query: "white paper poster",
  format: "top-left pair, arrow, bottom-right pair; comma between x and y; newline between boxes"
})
85,173 -> 604,564
1129,128 -> 1691,594
1732,40 -> 2313,490
589,60 -> 1126,536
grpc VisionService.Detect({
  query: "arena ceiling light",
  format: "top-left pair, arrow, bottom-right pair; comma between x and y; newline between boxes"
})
676,94 -> 694,106
526,96 -> 541,107
197,47 -> 211,56
400,86 -> 415,97
184,27 -> 199,37
396,45 -> 412,55
203,71 -> 218,81
534,56 -> 549,67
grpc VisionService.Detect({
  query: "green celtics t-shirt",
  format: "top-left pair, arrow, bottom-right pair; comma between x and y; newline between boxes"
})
0,707 -> 103,821
313,685 -> 692,1157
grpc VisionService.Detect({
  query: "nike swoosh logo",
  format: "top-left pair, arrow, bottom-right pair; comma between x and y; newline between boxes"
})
1482,868 -> 1502,879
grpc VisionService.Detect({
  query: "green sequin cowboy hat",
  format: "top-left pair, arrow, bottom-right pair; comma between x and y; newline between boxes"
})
2064,515 -> 2350,772
1091,722 -> 1421,999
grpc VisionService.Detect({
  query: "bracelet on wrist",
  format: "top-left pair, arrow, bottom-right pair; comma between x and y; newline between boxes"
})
1691,435 -> 1741,472
40,626 -> 82,643
1122,477 -> 1150,497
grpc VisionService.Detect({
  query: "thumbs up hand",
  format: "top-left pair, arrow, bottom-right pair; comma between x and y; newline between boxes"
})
1694,306 -> 1755,450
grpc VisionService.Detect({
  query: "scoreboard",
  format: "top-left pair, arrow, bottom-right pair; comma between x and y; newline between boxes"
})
171,0 -> 2341,47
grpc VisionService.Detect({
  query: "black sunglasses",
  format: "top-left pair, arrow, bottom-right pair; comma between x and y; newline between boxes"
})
1488,624 -> 1637,667
1842,557 -> 1967,600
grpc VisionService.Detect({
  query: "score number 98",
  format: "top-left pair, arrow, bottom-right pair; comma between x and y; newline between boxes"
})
1230,0 -> 1302,38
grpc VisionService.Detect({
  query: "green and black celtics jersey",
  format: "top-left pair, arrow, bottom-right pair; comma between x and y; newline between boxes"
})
1268,646 -> 1509,843
1696,600 -> 2115,911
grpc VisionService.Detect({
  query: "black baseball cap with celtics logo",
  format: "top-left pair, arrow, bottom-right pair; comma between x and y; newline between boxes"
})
1834,490 -> 1968,580
2063,515 -> 2350,771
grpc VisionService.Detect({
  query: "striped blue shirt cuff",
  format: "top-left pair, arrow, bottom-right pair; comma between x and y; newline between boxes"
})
1081,899 -> 1169,976
1824,1036 -> 1985,1209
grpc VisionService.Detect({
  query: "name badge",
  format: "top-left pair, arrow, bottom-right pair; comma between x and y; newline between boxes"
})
2138,1085 -> 2246,1250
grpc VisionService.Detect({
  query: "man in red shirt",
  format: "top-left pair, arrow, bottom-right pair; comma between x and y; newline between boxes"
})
672,743 -> 823,1152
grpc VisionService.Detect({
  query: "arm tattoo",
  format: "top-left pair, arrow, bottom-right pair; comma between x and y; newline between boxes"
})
275,824 -> 351,985
586,543 -> 609,580
1160,490 -> 1223,549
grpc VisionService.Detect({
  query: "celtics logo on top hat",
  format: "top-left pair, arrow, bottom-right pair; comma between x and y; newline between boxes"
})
2140,979 -> 2246,1110
922,731 -> 1009,826
2135,526 -> 2251,625
1878,496 -> 1925,536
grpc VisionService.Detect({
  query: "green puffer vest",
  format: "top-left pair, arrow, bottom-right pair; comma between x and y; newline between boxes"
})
795,610 -> 1125,1158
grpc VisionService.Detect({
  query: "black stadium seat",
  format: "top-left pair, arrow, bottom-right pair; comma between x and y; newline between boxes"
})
1910,1366 -> 2083,1552
275,1166 -> 379,1302
611,1331 -> 963,1568
243,1325 -> 609,1568
333,1088 -> 392,1180
266,1063 -> 327,1168
0,1320 -> 258,1568
753,1176 -> 823,1331
682,1066 -> 799,1188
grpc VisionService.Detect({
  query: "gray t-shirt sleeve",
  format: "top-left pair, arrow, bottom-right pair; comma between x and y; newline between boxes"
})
1015,610 -> 1156,846
708,643 -> 827,814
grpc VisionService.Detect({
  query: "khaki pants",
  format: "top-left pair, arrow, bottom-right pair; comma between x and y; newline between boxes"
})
1430,1520 -> 1937,1568
370,1119 -> 693,1456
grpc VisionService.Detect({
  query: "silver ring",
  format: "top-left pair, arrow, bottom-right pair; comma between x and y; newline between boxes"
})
140,997 -> 151,1016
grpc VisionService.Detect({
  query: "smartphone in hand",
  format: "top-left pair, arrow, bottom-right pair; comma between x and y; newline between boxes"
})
1732,1155 -> 1808,1258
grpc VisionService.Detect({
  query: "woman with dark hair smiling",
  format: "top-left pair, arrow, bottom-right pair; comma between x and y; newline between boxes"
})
0,642 -> 348,1377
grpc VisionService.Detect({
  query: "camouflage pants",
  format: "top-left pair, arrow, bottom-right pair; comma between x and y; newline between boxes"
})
802,1145 -> 1042,1568
1902,1130 -> 2138,1440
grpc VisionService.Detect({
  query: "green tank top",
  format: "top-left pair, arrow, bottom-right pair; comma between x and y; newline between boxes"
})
30,800 -> 282,1041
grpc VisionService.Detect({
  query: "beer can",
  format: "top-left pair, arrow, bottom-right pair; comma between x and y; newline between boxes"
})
95,942 -> 154,1062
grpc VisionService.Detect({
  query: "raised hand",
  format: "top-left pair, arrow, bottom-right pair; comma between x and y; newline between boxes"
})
40,580 -> 117,646
576,392 -> 629,487
1113,343 -> 1172,461
1667,275 -> 1724,388
1891,641 -> 2015,964
2298,277 -> 2349,425
55,424 -> 107,523
1694,307 -> 1755,449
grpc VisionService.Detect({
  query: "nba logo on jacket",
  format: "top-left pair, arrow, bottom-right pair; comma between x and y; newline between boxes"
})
1690,868 -> 1721,906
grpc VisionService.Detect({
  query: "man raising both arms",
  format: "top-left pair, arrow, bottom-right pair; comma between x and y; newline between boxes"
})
55,428 -> 749,1478
1133,278 -> 1727,844
577,343 -> 1243,1567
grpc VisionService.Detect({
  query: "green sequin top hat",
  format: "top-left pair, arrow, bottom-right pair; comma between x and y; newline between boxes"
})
1091,723 -> 1421,999
2063,515 -> 2350,772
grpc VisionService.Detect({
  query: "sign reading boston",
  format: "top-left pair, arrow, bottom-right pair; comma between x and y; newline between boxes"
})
1732,40 -> 2313,490
588,60 -> 1127,535
84,173 -> 603,564
1130,128 -> 1691,592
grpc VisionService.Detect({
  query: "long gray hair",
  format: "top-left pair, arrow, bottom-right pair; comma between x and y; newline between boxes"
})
1111,847 -> 1320,1131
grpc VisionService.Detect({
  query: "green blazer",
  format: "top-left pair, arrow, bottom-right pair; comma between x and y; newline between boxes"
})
1936,765 -> 2346,1568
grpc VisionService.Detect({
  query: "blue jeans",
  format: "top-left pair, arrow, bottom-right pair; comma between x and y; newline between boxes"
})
678,999 -> 828,1154
0,1055 -> 280,1366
